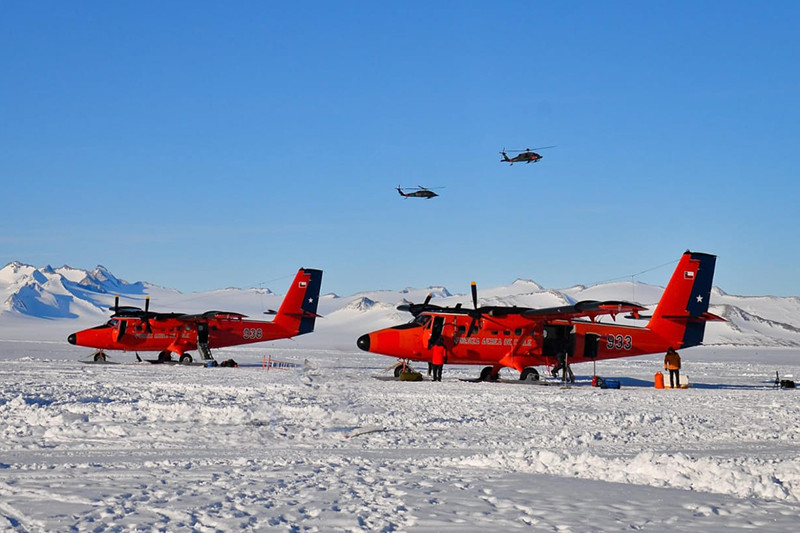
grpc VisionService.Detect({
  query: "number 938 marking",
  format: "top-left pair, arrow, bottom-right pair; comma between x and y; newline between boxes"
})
243,328 -> 263,340
606,334 -> 632,350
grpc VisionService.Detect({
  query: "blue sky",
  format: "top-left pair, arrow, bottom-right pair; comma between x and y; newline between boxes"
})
2,1 -> 799,297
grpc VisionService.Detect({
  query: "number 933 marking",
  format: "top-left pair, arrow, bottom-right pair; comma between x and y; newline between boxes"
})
606,334 -> 632,350
243,328 -> 263,340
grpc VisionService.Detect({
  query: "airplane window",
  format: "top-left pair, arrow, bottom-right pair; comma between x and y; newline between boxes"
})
457,325 -> 466,335
503,330 -> 511,336
107,319 -> 118,327
413,315 -> 431,327
514,328 -> 522,336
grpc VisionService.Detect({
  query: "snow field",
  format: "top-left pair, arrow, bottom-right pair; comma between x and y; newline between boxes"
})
0,344 -> 799,531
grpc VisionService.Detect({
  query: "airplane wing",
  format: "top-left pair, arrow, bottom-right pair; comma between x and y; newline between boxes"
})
521,300 -> 648,322
176,311 -> 249,321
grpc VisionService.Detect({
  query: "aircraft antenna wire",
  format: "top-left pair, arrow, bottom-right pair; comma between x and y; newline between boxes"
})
588,258 -> 679,301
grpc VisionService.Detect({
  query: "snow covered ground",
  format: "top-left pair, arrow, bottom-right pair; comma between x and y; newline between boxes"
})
1,340 -> 799,531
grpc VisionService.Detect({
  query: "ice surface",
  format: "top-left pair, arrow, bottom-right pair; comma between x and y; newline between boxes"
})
2,262 -> 800,530
0,342 -> 798,531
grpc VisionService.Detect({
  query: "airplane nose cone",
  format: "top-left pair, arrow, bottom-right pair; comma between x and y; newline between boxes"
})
68,334 -> 77,345
356,334 -> 371,352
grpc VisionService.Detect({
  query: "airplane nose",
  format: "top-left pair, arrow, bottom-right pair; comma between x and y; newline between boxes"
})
356,334 -> 371,352
67,334 -> 76,345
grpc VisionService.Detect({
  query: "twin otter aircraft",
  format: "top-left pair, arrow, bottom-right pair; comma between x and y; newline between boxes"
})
357,251 -> 722,381
68,268 -> 322,364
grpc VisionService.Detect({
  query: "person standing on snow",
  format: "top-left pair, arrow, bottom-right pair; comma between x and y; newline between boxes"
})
664,347 -> 681,388
431,338 -> 447,382
552,350 -> 574,383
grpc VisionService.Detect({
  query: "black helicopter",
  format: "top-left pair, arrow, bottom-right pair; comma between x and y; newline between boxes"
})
500,146 -> 555,165
396,186 -> 443,199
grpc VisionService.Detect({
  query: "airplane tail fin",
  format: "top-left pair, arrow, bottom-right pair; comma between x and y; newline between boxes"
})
646,251 -> 723,348
273,268 -> 323,337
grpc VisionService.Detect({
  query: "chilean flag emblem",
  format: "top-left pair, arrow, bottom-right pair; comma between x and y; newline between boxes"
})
684,271 -> 695,280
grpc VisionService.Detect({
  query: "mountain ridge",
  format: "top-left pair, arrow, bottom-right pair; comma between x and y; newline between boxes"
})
2,261 -> 799,347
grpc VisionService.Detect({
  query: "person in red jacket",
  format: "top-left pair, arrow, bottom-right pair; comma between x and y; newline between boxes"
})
431,338 -> 447,382
664,347 -> 681,388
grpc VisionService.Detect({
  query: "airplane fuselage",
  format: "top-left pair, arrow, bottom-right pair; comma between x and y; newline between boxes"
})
67,267 -> 323,361
357,251 -> 721,378
69,315 -> 297,356
358,313 -> 674,373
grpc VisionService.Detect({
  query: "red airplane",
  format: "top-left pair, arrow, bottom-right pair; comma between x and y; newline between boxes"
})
68,268 -> 322,364
357,251 -> 723,381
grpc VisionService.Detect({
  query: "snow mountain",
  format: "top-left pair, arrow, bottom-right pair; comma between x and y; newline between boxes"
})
1,261 -> 800,347
1,262 -> 149,319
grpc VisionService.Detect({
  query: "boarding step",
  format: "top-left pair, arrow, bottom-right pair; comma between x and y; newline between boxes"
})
197,342 -> 214,360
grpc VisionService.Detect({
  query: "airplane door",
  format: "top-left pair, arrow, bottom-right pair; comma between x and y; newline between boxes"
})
427,315 -> 445,348
543,325 -> 574,357
115,320 -> 127,342
584,333 -> 600,359
197,322 -> 209,344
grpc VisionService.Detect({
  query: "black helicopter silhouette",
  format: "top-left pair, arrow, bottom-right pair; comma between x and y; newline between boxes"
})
500,146 -> 555,165
396,185 -> 443,199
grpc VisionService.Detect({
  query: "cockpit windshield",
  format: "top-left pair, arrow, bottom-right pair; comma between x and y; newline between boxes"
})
413,315 -> 431,327
390,314 -> 431,331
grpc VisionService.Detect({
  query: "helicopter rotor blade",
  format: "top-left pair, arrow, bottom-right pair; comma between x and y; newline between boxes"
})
506,146 -> 556,153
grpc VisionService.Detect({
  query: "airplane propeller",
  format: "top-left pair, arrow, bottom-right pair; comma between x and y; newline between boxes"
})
397,293 -> 442,316
466,282 -> 481,337
396,284 -> 503,335
108,295 -> 152,333
142,297 -> 152,333
463,282 -> 508,335
109,295 -> 146,316
110,295 -> 134,342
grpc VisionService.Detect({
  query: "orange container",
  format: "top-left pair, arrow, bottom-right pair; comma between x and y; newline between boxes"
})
654,372 -> 665,389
